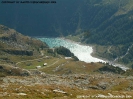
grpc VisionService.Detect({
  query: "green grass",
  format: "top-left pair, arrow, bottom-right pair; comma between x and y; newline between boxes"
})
111,80 -> 130,91
41,58 -> 104,75
65,34 -> 83,42
17,57 -> 59,69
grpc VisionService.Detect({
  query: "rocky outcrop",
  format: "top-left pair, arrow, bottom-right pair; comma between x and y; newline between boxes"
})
2,49 -> 33,56
0,64 -> 30,77
98,65 -> 125,74
0,25 -> 48,56
1,73 -> 133,91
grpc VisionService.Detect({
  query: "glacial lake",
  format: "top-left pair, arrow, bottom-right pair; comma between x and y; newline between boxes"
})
37,37 -> 129,71
38,37 -> 105,63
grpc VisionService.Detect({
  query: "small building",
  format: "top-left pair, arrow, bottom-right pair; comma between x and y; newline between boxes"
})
36,66 -> 41,69
43,63 -> 47,66
65,57 -> 72,59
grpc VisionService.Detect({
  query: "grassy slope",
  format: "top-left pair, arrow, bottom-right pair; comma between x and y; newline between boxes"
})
0,24 -> 133,98
0,84 -> 133,99
0,24 -> 48,65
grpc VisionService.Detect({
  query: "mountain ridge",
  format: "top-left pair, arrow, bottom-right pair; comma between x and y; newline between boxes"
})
0,24 -> 49,65
0,0 -> 133,45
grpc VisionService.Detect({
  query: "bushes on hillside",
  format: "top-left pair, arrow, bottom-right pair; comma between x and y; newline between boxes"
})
55,46 -> 79,61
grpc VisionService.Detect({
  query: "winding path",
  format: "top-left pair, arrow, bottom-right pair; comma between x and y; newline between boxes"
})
107,46 -> 112,54
16,56 -> 47,65
120,44 -> 133,59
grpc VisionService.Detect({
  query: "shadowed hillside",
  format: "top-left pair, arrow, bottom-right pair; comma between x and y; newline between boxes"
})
0,0 -> 133,45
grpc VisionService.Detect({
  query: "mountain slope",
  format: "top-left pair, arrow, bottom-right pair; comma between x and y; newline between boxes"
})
78,0 -> 133,45
0,24 -> 48,64
0,25 -> 48,50
0,0 -> 133,45
0,24 -> 48,50
1,0 -> 133,67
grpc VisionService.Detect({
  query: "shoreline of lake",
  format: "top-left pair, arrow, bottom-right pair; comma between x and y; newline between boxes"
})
37,37 -> 129,70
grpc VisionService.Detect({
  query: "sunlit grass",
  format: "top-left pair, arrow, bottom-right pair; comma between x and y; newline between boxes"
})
18,57 -> 59,69
1,83 -> 133,99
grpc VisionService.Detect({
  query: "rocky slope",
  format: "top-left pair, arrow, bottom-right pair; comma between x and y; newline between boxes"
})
0,63 -> 133,99
0,24 -> 48,64
0,25 -> 133,99
0,25 -> 48,51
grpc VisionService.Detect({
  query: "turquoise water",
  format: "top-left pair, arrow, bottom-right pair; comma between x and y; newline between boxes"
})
37,37 -> 129,70
38,37 -> 105,63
